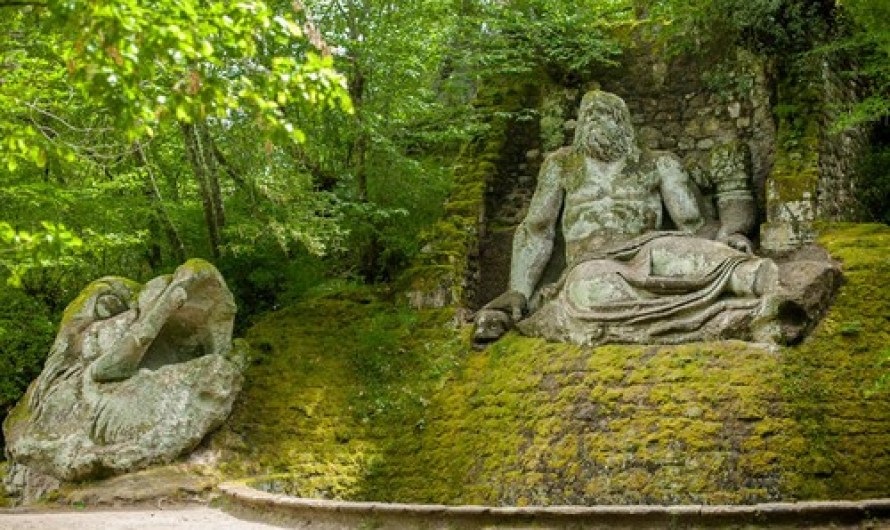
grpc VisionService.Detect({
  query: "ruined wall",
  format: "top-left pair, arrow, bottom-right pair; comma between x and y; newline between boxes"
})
817,62 -> 870,221
401,81 -> 541,310
761,57 -> 870,252
597,46 -> 776,219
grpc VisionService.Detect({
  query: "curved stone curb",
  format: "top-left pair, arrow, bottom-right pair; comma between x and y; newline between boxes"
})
219,481 -> 890,529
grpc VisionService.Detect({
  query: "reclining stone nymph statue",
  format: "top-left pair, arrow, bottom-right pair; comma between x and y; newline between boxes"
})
473,90 -> 838,348
3,259 -> 244,501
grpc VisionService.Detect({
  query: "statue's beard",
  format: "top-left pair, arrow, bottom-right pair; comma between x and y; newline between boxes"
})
580,134 -> 633,162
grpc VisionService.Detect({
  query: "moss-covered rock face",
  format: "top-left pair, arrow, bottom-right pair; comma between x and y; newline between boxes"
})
217,285 -> 465,499
222,224 -> 890,505
401,81 -> 541,309
779,223 -> 890,499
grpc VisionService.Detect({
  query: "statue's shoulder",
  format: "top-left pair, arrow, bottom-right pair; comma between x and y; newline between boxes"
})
541,146 -> 583,176
639,149 -> 683,173
543,146 -> 577,164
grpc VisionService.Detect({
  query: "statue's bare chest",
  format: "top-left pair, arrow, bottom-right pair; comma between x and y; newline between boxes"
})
561,158 -> 662,243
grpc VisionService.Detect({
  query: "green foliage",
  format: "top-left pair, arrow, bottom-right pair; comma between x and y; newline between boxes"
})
831,0 -> 890,126
855,144 -> 890,224
49,0 -> 351,142
1,0 -> 355,270
649,0 -> 889,128
651,0 -> 837,57
218,245 -> 328,330
0,287 -> 55,420
0,9 -> 80,170
221,159 -> 346,258
289,0 -> 476,281
455,0 -> 630,83
0,222 -> 83,288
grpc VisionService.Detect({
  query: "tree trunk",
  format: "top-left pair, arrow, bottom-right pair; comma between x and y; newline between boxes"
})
134,142 -> 186,266
181,121 -> 223,258
347,64 -> 369,201
198,123 -> 226,230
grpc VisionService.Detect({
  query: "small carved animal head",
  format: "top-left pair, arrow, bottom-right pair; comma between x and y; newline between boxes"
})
472,309 -> 513,350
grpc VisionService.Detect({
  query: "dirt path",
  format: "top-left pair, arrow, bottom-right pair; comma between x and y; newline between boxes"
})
0,506 -> 293,529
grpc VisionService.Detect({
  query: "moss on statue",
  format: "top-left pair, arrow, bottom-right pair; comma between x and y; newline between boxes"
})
58,277 -> 141,328
220,224 -> 890,505
2,385 -> 34,439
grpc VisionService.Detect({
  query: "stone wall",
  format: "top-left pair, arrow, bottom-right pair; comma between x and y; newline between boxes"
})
761,57 -> 869,252
597,47 -> 776,220
817,61 -> 870,222
401,81 -> 540,310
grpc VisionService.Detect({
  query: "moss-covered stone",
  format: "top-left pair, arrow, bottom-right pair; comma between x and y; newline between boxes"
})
777,223 -> 890,500
399,80 -> 541,307
217,285 -> 466,500
59,276 -> 141,327
221,224 -> 890,506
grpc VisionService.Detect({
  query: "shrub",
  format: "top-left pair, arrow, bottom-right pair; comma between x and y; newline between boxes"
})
0,286 -> 55,436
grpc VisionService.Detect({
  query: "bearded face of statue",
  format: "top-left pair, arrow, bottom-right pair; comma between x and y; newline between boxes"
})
573,91 -> 636,162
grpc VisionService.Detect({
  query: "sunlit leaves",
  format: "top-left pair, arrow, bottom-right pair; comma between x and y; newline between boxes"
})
0,222 -> 84,287
0,11 -> 74,170
455,0 -> 632,81
50,0 -> 351,143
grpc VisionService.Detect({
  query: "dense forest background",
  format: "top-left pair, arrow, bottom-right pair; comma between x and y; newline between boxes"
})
1,0 -> 888,432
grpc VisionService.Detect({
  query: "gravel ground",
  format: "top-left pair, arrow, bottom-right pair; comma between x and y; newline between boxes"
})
0,506 -> 290,529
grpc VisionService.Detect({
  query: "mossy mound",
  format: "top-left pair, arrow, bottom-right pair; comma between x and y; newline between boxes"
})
217,284 -> 466,500
780,223 -> 890,499
220,224 -> 890,505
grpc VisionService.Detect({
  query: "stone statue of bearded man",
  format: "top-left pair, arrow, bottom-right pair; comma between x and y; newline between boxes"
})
473,90 -> 837,347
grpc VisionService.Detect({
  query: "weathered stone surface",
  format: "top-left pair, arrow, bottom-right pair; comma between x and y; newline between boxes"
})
219,480 -> 890,528
3,259 -> 243,503
473,91 -> 837,347
63,464 -> 220,506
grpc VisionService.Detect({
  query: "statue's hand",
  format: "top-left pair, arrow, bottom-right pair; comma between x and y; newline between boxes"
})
721,233 -> 754,255
484,290 -> 528,321
472,290 -> 528,348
